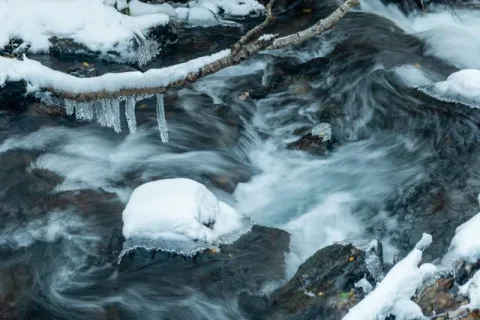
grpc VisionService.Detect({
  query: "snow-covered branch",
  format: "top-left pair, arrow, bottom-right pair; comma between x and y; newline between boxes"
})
0,0 -> 359,102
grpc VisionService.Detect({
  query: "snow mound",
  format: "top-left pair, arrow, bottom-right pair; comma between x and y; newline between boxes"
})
419,69 -> 480,108
0,0 -> 169,62
120,178 -> 251,257
343,233 -> 436,320
443,210 -> 480,266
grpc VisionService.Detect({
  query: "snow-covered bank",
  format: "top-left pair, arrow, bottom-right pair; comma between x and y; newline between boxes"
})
121,178 -> 251,256
0,0 -> 170,63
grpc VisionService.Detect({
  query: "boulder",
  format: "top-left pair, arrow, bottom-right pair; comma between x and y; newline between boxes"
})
269,243 -> 379,320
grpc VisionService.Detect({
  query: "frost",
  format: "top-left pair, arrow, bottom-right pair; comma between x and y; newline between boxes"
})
137,40 -> 161,67
156,94 -> 168,143
311,123 -> 332,142
125,96 -> 137,134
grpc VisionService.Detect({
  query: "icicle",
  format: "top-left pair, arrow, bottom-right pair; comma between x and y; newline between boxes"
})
111,99 -> 122,133
75,102 -> 85,120
95,100 -> 107,127
64,99 -> 74,116
156,94 -> 168,143
104,99 -> 114,128
125,96 -> 137,134
85,101 -> 94,120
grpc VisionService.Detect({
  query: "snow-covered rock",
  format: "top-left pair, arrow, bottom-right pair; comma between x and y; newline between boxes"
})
342,233 -> 436,320
443,210 -> 480,266
0,0 -> 170,62
121,178 -> 251,256
419,69 -> 480,108
459,270 -> 480,311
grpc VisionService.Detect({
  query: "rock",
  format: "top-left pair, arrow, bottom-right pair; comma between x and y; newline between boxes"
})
269,243 -> 379,320
0,80 -> 30,110
415,277 -> 460,316
287,132 -> 331,155
115,225 -> 290,298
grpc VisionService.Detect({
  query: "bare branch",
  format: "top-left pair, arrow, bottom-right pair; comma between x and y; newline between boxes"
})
231,0 -> 276,55
267,0 -> 359,50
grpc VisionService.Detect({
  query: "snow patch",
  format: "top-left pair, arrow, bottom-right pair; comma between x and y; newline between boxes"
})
121,178 -> 251,257
343,233 -> 436,320
419,69 -> 480,108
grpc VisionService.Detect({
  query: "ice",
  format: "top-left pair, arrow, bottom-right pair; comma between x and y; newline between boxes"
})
125,96 -> 137,134
419,69 -> 480,108
64,99 -> 75,116
111,99 -> 122,133
443,210 -> 480,266
85,101 -> 94,120
94,100 -> 107,127
0,0 -> 170,63
120,178 -> 251,257
104,99 -> 114,129
342,233 -> 436,320
156,94 -> 168,143
74,102 -> 84,120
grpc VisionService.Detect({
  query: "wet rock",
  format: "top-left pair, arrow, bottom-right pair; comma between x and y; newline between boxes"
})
115,225 -> 290,298
0,81 -> 30,110
415,277 -> 460,316
288,124 -> 333,155
270,244 -> 378,320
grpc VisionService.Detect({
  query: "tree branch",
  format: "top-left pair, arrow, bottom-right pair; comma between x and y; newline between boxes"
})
27,0 -> 359,101
231,0 -> 276,55
267,0 -> 359,50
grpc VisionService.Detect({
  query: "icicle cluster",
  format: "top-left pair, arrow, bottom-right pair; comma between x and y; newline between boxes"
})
62,94 -> 169,142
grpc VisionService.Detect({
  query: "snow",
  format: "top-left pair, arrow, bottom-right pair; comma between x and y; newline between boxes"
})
459,270 -> 480,311
443,210 -> 480,266
129,0 -> 177,17
0,50 -> 230,95
121,178 -> 251,256
419,69 -> 480,108
189,0 -> 264,17
342,233 -> 436,320
0,0 -> 170,63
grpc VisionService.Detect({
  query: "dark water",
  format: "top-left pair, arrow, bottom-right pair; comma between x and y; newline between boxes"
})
1,0 -> 480,319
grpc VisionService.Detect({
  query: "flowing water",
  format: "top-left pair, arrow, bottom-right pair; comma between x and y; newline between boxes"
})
1,0 -> 480,318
